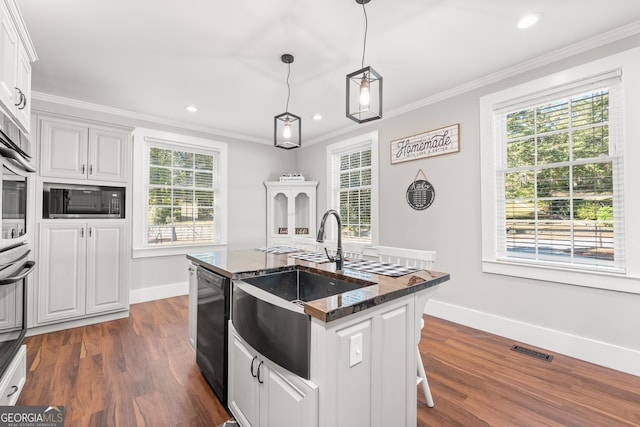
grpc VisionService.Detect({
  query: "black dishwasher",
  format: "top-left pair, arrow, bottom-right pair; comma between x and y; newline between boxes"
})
196,266 -> 230,406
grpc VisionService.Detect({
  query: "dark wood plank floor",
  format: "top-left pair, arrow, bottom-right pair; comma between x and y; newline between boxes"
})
417,317 -> 640,427
18,296 -> 639,426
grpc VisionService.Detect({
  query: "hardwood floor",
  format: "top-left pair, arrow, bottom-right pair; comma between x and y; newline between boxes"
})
417,316 -> 640,427
18,297 -> 229,426
18,296 -> 639,426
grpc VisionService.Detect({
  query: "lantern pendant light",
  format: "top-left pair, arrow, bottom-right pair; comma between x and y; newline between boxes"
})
274,54 -> 301,149
346,0 -> 382,124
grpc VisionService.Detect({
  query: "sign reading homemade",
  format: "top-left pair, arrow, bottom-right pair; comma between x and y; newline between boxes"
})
390,124 -> 460,164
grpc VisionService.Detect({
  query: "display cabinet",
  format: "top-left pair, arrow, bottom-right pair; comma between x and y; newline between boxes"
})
265,181 -> 317,247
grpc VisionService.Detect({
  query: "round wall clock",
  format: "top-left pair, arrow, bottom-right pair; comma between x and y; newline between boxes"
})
406,178 -> 435,210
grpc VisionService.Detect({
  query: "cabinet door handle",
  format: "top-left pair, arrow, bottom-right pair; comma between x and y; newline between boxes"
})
18,92 -> 26,110
250,356 -> 258,378
257,361 -> 264,384
89,227 -> 92,237
13,87 -> 23,107
81,164 -> 86,174
81,228 -> 84,238
89,164 -> 93,175
7,385 -> 18,397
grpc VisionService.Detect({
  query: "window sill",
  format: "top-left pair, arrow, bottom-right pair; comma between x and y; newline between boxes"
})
133,242 -> 228,259
482,259 -> 640,294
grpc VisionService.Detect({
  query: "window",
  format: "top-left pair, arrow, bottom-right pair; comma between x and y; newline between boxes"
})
132,128 -> 227,257
498,83 -> 622,269
480,48 -> 640,293
326,132 -> 379,245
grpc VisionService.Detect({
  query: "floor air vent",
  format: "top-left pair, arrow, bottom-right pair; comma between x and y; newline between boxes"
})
510,345 -> 553,362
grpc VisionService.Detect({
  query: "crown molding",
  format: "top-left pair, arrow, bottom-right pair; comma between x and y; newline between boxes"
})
384,21 -> 640,120
31,91 -> 272,145
32,21 -> 640,148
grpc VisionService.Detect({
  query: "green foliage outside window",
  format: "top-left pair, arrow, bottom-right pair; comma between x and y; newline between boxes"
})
147,146 -> 215,244
503,90 -> 615,261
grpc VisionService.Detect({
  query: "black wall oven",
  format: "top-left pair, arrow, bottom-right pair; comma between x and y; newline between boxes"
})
0,110 -> 36,380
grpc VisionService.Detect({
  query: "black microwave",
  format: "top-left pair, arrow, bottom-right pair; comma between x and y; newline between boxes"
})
43,183 -> 125,219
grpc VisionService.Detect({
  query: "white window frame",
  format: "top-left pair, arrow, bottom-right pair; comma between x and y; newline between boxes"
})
132,128 -> 228,258
480,48 -> 640,294
326,131 -> 379,246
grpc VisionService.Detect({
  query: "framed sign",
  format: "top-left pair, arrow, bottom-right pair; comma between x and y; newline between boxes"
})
390,123 -> 459,164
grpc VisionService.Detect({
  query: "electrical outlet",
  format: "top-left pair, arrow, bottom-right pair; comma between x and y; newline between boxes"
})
349,333 -> 363,367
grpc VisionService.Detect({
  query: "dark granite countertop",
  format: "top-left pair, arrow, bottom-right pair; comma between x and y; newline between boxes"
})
187,249 -> 450,322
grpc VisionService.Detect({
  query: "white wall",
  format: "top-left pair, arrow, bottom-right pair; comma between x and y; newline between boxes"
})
297,35 -> 640,376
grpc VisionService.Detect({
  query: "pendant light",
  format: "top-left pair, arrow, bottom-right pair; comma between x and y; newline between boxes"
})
274,54 -> 301,149
346,0 -> 382,124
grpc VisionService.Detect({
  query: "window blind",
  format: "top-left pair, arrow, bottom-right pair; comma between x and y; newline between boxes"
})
332,145 -> 373,243
144,140 -> 219,246
493,73 -> 625,271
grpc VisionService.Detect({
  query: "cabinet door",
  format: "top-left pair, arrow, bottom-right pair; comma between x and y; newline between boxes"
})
39,118 -> 89,179
85,223 -> 127,314
88,127 -> 129,182
267,188 -> 291,245
228,332 -> 260,427
0,283 -> 18,331
0,1 -> 18,111
37,223 -> 86,323
292,188 -> 315,239
14,41 -> 31,131
261,363 -> 318,427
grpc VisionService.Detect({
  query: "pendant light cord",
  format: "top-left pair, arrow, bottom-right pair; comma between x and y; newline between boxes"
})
361,1 -> 368,69
285,62 -> 291,112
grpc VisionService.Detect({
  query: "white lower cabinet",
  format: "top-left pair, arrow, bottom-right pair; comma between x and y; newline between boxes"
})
310,291 -> 430,427
229,326 -> 318,427
37,222 -> 128,324
0,345 -> 26,406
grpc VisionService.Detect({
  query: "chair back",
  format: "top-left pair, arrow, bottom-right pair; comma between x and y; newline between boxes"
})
377,246 -> 436,270
323,240 -> 365,260
290,236 -> 320,252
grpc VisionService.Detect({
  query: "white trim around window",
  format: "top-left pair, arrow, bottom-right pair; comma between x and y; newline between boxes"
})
325,131 -> 379,246
480,47 -> 640,294
131,128 -> 228,258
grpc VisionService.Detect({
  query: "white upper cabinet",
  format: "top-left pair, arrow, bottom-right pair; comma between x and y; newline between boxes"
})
0,1 -> 18,112
265,181 -> 317,247
39,116 -> 130,182
13,40 -> 31,128
0,0 -> 36,132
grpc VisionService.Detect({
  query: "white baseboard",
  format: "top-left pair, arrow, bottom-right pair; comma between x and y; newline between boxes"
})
27,310 -> 129,336
425,299 -> 640,377
129,282 -> 188,305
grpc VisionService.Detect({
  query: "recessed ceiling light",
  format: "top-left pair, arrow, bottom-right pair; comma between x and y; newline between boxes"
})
185,105 -> 198,113
517,13 -> 542,29
313,114 -> 323,120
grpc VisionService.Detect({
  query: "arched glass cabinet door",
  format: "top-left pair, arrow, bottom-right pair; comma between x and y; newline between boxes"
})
272,191 -> 289,236
294,191 -> 311,237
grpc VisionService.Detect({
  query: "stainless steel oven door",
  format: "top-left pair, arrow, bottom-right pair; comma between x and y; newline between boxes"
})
0,243 -> 34,377
0,162 -> 28,250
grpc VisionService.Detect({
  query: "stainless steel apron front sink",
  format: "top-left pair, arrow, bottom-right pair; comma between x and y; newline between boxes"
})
232,267 -> 370,379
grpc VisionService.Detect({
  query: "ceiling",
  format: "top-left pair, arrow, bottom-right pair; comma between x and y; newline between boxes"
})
18,0 -> 640,145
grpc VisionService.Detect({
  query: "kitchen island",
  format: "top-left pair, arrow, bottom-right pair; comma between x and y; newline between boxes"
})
188,249 -> 450,427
